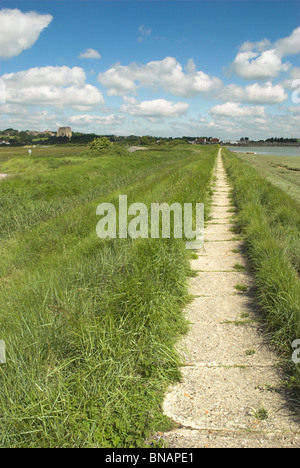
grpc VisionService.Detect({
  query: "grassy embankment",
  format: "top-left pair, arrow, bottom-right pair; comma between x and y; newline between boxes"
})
233,152 -> 300,204
223,148 -> 300,407
0,144 -> 217,447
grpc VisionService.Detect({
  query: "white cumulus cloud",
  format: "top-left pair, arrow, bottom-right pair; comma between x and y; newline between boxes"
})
98,57 -> 222,98
275,27 -> 300,57
219,82 -> 288,104
1,66 -> 105,110
279,67 -> 300,90
3,66 -> 86,87
79,48 -> 101,59
229,27 -> 300,81
69,114 -> 124,126
120,97 -> 189,119
0,8 -> 53,58
209,102 -> 265,118
230,49 -> 290,81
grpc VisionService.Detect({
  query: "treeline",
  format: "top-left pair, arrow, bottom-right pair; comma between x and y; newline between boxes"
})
265,137 -> 298,143
236,137 -> 299,146
1,128 -> 298,147
0,129 -> 204,147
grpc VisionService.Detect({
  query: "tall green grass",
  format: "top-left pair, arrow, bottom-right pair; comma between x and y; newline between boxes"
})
0,145 -> 217,447
0,147 -> 197,240
232,152 -> 300,204
223,149 -> 300,405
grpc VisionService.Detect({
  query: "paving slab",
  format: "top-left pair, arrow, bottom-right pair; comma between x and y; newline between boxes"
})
204,223 -> 235,235
188,271 -> 252,296
197,241 -> 243,257
177,321 -> 280,367
190,253 -> 247,271
205,233 -> 241,241
185,295 -> 254,323
163,366 -> 299,433
160,428 -> 300,448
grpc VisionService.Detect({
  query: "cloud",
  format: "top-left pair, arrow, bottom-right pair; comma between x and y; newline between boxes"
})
230,49 -> 290,81
79,48 -> 101,59
157,58 -> 223,97
288,105 -> 300,115
3,66 -> 86,87
0,105 -> 126,133
98,57 -> 222,97
120,97 -> 188,119
98,63 -> 138,96
239,38 -> 272,53
0,105 -> 60,131
229,27 -> 300,80
275,27 -> 300,57
209,102 -> 265,118
279,67 -> 300,90
2,66 -> 105,110
219,82 -> 288,104
0,8 -> 53,58
69,114 -> 124,126
138,24 -> 152,42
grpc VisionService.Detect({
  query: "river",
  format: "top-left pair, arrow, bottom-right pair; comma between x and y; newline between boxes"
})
226,146 -> 300,157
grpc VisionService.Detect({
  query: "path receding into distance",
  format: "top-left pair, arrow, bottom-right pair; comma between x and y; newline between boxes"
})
161,148 -> 300,448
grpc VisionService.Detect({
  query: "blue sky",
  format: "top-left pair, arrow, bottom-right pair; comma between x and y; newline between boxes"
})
0,0 -> 299,139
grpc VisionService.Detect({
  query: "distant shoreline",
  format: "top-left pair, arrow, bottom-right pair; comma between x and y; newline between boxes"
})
223,143 -> 299,148
225,145 -> 300,158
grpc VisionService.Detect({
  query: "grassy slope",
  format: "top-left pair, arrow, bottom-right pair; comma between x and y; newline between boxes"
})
232,152 -> 300,204
0,145 -> 217,447
223,148 -> 300,408
0,145 -> 87,163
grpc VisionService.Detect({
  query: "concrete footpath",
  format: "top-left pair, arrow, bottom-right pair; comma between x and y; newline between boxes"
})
161,148 -> 300,448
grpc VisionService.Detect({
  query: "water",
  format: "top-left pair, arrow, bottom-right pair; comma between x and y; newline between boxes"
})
226,146 -> 300,157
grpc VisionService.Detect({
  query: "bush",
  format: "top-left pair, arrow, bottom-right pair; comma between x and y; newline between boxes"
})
90,137 -> 112,153
90,138 -> 127,157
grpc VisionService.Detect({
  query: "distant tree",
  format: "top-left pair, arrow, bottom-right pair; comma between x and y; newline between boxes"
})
168,138 -> 188,146
140,135 -> 155,146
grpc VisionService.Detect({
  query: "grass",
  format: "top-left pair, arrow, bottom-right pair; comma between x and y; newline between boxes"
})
251,406 -> 269,421
233,263 -> 247,272
234,284 -> 248,292
0,145 -> 87,164
223,148 -> 300,409
0,144 -> 218,447
233,152 -> 300,204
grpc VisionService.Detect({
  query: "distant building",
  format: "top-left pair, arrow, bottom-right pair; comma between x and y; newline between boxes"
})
223,140 -> 238,145
193,137 -> 220,145
57,127 -> 72,138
